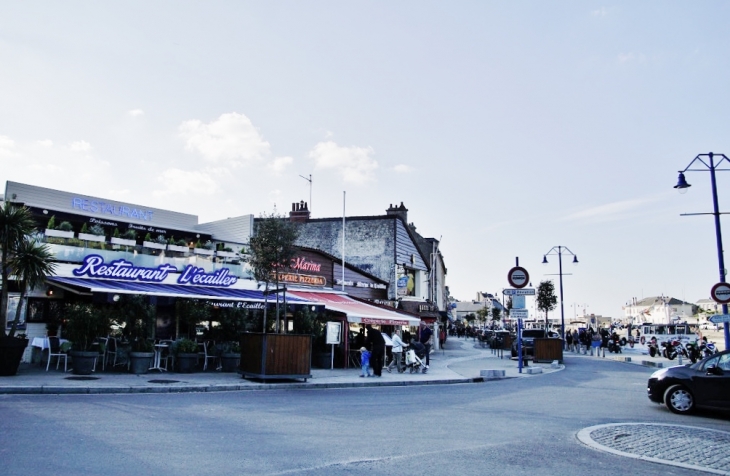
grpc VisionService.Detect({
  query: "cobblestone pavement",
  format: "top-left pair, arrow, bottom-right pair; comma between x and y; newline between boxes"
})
577,423 -> 730,474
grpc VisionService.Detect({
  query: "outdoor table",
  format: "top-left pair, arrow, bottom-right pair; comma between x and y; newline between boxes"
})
149,343 -> 168,371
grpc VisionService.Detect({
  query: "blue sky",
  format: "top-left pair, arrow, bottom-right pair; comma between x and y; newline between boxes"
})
2,2 -> 730,320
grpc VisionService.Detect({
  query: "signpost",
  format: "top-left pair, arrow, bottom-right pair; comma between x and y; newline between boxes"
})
507,267 -> 529,289
326,321 -> 342,370
503,288 -> 536,296
710,282 -> 730,304
510,308 -> 529,319
709,314 -> 730,324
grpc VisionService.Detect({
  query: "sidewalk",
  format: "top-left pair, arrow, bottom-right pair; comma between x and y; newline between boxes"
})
0,337 -> 562,395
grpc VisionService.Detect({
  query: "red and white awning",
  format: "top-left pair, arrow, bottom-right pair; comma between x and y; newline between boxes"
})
288,291 -> 420,326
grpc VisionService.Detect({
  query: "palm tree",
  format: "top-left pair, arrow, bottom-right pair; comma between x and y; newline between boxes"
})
0,203 -> 38,339
7,237 -> 57,336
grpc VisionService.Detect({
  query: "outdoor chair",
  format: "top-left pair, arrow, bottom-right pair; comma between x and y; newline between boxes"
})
198,341 -> 218,371
46,336 -> 69,372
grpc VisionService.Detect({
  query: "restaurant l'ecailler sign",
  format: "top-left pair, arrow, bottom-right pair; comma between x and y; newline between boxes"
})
73,255 -> 238,287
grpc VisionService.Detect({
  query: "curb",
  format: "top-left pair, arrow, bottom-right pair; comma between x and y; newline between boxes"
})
0,376 -> 483,395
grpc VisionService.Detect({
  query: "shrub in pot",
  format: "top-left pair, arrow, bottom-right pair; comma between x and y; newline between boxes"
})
112,295 -> 156,374
220,341 -> 240,372
174,338 -> 199,373
62,303 -> 110,375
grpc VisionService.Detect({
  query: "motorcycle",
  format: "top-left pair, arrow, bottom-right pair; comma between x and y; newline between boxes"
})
662,339 -> 689,361
685,341 -> 701,364
607,337 -> 622,354
699,339 -> 718,359
647,336 -> 659,357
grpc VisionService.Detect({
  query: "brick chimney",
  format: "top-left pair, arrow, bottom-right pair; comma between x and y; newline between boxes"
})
289,200 -> 311,222
386,202 -> 408,223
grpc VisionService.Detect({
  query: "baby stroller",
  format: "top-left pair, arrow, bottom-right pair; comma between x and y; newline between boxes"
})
405,344 -> 428,374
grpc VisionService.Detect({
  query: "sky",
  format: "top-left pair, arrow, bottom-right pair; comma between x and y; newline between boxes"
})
2,2 -> 730,321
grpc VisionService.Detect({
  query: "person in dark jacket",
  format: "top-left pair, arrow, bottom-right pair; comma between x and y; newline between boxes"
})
420,325 -> 433,366
366,325 -> 385,377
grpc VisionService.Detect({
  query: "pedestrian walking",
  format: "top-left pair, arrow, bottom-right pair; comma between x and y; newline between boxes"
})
387,329 -> 406,373
420,324 -> 433,366
366,325 -> 385,376
359,347 -> 372,377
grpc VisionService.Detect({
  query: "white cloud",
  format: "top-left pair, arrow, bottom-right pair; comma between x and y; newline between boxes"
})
36,140 -> 53,147
618,52 -> 645,64
591,7 -> 608,17
268,156 -> 294,175
393,164 -> 412,173
69,140 -> 91,152
562,196 -> 661,223
153,168 -> 218,197
128,109 -> 145,117
308,141 -> 378,184
0,136 -> 18,158
179,112 -> 271,166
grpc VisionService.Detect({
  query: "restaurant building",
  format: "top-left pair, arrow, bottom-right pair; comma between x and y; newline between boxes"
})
3,182 -> 418,367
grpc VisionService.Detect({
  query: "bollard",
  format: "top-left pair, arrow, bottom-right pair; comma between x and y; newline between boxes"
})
602,347 -> 605,358
678,353 -> 683,365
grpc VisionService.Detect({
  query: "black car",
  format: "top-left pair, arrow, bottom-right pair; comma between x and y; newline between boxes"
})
647,349 -> 730,414
511,329 -> 547,358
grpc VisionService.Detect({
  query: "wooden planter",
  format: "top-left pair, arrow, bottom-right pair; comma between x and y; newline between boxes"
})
533,338 -> 563,363
240,333 -> 312,381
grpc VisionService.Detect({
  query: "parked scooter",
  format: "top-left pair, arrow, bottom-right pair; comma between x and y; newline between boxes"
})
662,339 -> 689,361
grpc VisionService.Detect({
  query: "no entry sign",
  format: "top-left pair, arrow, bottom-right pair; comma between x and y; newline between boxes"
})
507,266 -> 529,289
711,282 -> 730,304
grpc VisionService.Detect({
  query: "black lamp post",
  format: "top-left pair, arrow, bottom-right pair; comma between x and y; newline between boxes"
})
675,152 -> 730,349
542,246 -> 579,344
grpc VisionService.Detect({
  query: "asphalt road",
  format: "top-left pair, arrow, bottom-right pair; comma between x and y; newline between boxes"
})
1,355 -> 728,475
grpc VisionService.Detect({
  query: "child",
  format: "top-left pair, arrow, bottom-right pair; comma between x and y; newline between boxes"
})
359,347 -> 372,377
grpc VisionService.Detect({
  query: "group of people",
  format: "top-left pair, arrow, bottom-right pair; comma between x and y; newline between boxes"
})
358,324 -> 433,377
564,327 -> 622,354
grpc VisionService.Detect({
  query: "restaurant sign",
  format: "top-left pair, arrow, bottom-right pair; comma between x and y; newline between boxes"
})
276,272 -> 326,287
73,254 -> 238,287
361,317 -> 409,326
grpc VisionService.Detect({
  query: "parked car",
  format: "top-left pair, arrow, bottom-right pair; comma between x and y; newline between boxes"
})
647,349 -> 730,414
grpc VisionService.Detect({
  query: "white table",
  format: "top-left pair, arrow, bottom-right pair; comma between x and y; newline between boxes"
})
149,343 -> 168,371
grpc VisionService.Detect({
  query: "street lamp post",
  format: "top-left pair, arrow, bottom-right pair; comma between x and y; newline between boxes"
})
542,246 -> 579,344
674,152 -> 730,349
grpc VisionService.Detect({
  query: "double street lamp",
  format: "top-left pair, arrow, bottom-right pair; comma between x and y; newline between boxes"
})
542,246 -> 579,343
674,152 -> 730,349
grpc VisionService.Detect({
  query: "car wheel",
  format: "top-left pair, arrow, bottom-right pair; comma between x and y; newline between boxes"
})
664,384 -> 694,414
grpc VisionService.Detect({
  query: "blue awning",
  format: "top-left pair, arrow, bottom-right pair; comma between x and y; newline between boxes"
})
47,277 -> 314,303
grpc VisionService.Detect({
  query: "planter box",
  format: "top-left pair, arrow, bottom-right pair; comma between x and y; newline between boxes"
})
129,351 -> 154,374
220,353 -> 241,372
111,237 -> 136,246
45,229 -> 75,239
167,244 -> 190,253
79,233 -> 106,243
193,248 -> 214,256
216,250 -> 237,258
0,338 -> 29,376
240,333 -> 312,381
176,353 -> 199,373
143,241 -> 167,250
533,338 -> 563,363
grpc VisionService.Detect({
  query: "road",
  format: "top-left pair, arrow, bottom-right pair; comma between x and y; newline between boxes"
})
1,355 -> 728,475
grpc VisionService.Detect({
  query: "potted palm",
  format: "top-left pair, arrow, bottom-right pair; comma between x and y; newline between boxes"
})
0,204 -> 58,376
63,303 -> 110,375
